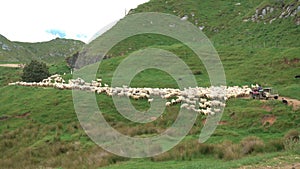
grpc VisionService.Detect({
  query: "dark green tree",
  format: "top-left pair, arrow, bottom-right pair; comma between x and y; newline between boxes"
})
21,60 -> 50,82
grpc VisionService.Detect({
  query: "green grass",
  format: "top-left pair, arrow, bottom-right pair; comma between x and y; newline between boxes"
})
94,44 -> 300,99
0,84 -> 299,168
101,152 -> 298,169
130,0 -> 300,48
0,67 -> 22,87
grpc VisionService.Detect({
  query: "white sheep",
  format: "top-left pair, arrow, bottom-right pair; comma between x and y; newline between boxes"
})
165,102 -> 172,107
148,98 -> 154,103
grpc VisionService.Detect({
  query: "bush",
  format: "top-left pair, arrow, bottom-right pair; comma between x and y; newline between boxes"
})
21,60 -> 50,82
150,140 -> 215,162
265,139 -> 284,152
192,70 -> 202,75
284,139 -> 300,154
284,129 -> 299,142
240,136 -> 265,155
215,140 -> 242,160
284,129 -> 300,154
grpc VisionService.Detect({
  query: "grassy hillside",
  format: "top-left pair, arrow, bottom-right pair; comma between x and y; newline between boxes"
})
81,0 -> 299,99
0,67 -> 22,87
94,44 -> 300,100
0,72 -> 299,168
1,0 -> 300,168
1,46 -> 299,168
0,35 -> 84,64
130,0 -> 300,47
0,35 -> 35,63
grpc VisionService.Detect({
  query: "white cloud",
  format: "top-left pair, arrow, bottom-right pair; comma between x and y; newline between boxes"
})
0,0 -> 149,43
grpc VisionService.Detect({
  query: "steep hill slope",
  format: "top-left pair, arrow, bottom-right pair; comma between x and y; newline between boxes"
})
77,0 -> 300,61
0,35 -> 84,64
76,0 -> 299,100
130,0 -> 300,47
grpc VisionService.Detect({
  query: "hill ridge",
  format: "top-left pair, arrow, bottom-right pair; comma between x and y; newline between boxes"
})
0,34 -> 85,64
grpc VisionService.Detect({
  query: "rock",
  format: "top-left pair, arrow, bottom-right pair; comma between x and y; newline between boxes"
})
287,6 -> 291,13
262,8 -> 267,16
270,7 -> 274,13
181,15 -> 189,21
269,18 -> 276,24
291,10 -> 297,17
2,44 -> 11,51
235,3 -> 241,6
296,18 -> 300,25
243,19 -> 249,22
199,26 -> 205,31
297,6 -> 300,12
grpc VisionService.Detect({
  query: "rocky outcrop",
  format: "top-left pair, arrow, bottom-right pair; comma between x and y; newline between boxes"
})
244,3 -> 300,25
1,43 -> 11,51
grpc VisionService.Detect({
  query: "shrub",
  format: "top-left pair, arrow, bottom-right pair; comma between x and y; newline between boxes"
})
265,139 -> 284,152
284,129 -> 299,142
284,139 -> 300,154
150,140 -> 215,162
192,70 -> 202,75
21,60 -> 50,82
215,140 -> 242,160
240,136 -> 265,155
284,129 -> 300,154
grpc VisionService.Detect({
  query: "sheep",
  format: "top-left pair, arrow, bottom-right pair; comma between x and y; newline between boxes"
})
175,98 -> 182,103
8,82 -> 16,86
189,105 -> 196,110
200,98 -> 207,103
282,98 -> 288,105
132,95 -> 140,100
171,99 -> 176,105
213,108 -> 221,113
140,93 -> 149,99
204,101 -> 212,108
12,76 -> 259,117
195,109 -> 202,114
165,102 -> 172,107
188,100 -> 197,105
199,103 -> 206,109
180,103 -> 189,109
148,98 -> 154,103
117,92 -> 125,97
201,109 -> 211,116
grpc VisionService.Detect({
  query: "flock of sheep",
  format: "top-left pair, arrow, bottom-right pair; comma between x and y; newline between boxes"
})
9,74 -> 253,116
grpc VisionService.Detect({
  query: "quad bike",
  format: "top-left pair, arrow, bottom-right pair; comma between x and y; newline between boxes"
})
250,87 -> 279,100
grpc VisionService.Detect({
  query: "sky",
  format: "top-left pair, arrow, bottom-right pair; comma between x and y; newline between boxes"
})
0,0 -> 149,43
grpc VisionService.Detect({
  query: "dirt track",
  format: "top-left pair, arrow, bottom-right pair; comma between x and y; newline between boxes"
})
245,96 -> 300,110
279,96 -> 300,110
239,155 -> 300,169
0,64 -> 24,68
